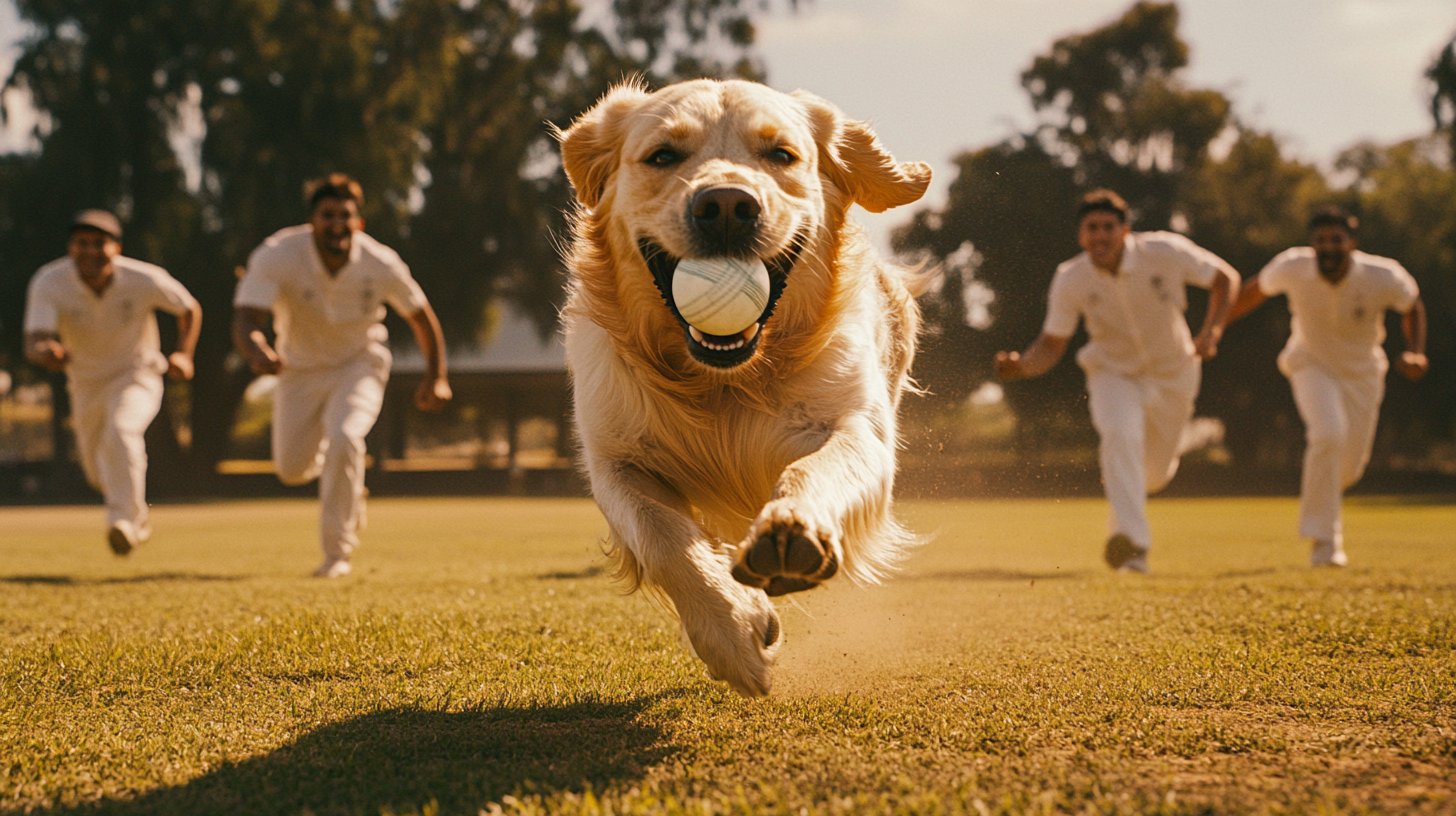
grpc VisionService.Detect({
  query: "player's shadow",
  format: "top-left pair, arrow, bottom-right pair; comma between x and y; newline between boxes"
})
0,573 -> 245,586
29,699 -> 671,816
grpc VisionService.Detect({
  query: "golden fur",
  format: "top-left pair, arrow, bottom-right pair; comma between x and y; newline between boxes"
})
556,79 -> 931,696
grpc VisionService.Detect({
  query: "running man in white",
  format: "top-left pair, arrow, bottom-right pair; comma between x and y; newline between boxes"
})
994,190 -> 1239,573
232,174 -> 451,578
23,210 -> 201,555
1227,206 -> 1426,567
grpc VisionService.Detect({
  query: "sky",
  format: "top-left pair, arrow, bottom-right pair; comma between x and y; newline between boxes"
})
750,0 -> 1456,250
2,0 -> 1453,251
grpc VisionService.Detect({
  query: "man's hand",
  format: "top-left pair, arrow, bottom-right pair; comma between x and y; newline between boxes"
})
166,351 -> 195,381
1193,326 -> 1222,360
1395,351 -> 1429,382
994,350 -> 1027,382
414,376 -> 452,412
27,338 -> 69,372
247,345 -> 282,376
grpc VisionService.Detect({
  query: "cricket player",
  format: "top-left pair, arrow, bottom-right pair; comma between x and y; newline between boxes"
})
1227,206 -> 1426,567
232,174 -> 450,577
995,189 -> 1239,573
23,210 -> 201,555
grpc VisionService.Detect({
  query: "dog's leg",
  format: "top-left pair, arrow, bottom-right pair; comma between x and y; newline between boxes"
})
732,413 -> 900,595
589,458 -> 782,696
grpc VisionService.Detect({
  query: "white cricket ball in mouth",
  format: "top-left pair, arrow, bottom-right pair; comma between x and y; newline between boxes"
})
671,256 -> 771,337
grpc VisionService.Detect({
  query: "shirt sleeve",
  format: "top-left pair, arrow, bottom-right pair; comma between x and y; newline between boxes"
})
1256,252 -> 1294,297
22,271 -> 58,334
1383,262 -> 1419,313
234,245 -> 280,309
1153,232 -> 1222,288
145,268 -> 199,316
381,257 -> 429,317
1041,268 -> 1080,338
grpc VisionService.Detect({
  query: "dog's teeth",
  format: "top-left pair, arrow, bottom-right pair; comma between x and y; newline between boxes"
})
689,326 -> 706,344
742,323 -> 761,341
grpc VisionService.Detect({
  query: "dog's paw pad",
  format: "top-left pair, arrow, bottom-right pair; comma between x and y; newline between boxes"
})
733,518 -> 838,595
765,576 -> 816,597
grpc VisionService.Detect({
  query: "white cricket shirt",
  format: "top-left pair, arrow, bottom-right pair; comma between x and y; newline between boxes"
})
1042,231 -> 1224,378
24,256 -> 198,384
1257,247 -> 1419,380
234,225 -> 429,370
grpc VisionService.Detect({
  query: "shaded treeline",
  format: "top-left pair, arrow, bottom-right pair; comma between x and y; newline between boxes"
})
0,0 -> 787,484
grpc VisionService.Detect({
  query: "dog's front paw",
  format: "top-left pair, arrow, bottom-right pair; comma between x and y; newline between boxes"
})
732,501 -> 841,596
679,583 -> 783,697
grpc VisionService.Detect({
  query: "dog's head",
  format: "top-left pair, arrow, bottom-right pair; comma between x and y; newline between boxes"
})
558,79 -> 930,372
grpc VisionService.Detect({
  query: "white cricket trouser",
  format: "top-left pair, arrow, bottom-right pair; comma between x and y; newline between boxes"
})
69,368 -> 164,532
1086,364 -> 1200,550
272,353 -> 388,563
1287,365 -> 1383,543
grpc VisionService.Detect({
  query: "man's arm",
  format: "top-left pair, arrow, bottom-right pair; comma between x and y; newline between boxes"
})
404,302 -> 451,411
1225,273 -> 1269,324
166,301 -> 203,381
1192,263 -> 1239,359
1395,296 -> 1428,382
994,333 -> 1070,382
23,330 -> 67,372
231,306 -> 282,375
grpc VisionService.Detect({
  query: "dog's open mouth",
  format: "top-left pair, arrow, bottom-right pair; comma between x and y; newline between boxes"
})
640,236 -> 805,369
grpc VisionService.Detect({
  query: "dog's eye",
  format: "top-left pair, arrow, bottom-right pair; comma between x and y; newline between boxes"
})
765,147 -> 797,166
645,148 -> 682,167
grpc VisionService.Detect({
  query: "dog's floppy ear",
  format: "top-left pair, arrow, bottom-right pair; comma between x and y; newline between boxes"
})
794,91 -> 931,214
555,81 -> 652,209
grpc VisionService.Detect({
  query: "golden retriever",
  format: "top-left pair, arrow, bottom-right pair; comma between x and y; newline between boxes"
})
555,79 -> 931,696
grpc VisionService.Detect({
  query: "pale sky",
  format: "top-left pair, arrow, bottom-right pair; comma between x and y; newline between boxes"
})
3,0 -> 1453,250
753,0 -> 1456,250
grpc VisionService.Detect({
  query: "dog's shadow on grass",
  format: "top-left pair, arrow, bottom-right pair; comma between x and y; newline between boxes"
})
33,700 -> 669,816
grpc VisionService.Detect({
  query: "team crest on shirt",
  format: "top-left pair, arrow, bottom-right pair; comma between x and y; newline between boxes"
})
360,286 -> 375,316
1149,275 -> 1169,302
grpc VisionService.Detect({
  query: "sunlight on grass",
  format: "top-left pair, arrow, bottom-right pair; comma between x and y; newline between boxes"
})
1,496 -> 1452,815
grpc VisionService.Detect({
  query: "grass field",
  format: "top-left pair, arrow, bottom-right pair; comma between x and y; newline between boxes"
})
1,495 -> 1453,815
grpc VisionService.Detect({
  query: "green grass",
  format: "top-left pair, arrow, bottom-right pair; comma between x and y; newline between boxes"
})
1,495 -> 1453,815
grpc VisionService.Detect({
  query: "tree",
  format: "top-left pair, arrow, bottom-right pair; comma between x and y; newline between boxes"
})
896,1 -> 1232,452
1021,1 -> 1229,228
1429,33 -> 1456,156
894,138 -> 1085,451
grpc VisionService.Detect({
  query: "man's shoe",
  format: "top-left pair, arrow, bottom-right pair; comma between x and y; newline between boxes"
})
1104,533 -> 1149,572
312,559 -> 353,578
1120,553 -> 1151,574
107,522 -> 138,556
1311,539 -> 1348,568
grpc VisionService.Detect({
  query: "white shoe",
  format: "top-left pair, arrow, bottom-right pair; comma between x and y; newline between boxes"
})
1311,539 -> 1348,568
312,559 -> 353,578
107,522 -> 138,556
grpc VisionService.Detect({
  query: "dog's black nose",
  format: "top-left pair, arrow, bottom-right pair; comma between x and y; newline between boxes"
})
690,186 -> 761,251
